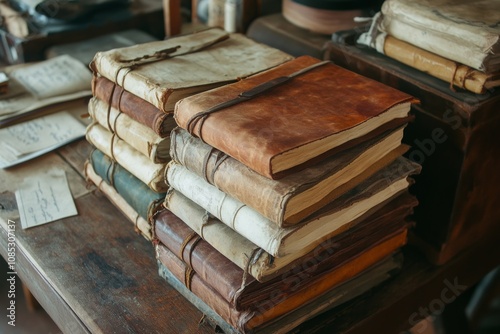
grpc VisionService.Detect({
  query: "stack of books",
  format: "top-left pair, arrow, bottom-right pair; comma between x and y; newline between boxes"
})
154,55 -> 422,332
357,0 -> 500,94
83,27 -> 292,240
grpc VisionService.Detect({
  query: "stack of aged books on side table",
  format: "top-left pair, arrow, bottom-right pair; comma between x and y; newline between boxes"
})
84,28 -> 422,333
327,0 -> 500,265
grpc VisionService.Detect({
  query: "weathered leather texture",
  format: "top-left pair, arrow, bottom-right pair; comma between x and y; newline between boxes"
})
175,55 -> 416,179
86,122 -> 168,193
327,30 -> 500,264
165,156 -> 420,257
88,97 -> 170,163
155,229 -> 407,332
170,127 -> 407,226
155,191 -> 416,311
92,76 -> 173,137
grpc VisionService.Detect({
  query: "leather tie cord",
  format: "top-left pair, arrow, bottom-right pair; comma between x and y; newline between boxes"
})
185,60 -> 331,141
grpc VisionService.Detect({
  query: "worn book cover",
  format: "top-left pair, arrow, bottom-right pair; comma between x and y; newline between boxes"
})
170,126 -> 408,226
85,122 -> 168,193
156,242 -> 404,333
88,97 -> 170,163
154,190 -> 414,289
165,156 -> 420,257
174,55 -> 416,179
379,0 -> 500,73
91,76 -> 175,137
84,154 -> 162,240
89,28 -> 293,113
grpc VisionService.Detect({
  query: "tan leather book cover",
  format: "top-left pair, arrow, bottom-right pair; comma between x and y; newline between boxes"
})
154,192 -> 415,309
175,55 -> 417,179
170,126 -> 408,226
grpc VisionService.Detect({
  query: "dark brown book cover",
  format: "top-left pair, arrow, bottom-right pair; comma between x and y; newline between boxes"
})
175,55 -> 417,179
154,192 -> 417,312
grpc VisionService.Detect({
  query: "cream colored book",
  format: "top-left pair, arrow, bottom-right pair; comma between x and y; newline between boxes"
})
165,156 -> 420,257
170,126 -> 408,226
89,28 -> 293,113
88,97 -> 170,163
85,122 -> 167,193
378,0 -> 500,73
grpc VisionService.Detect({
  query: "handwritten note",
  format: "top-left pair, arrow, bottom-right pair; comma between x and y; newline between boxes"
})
8,54 -> 92,100
0,111 -> 87,168
15,169 -> 78,229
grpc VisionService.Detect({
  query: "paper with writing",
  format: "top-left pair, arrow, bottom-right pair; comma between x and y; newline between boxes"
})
0,111 -> 86,168
15,169 -> 78,229
9,54 -> 92,100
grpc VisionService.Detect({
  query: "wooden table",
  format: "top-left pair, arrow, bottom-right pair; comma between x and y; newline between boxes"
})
0,139 -> 499,333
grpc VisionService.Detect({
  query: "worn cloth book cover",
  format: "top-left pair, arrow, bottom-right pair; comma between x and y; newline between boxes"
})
378,0 -> 500,73
155,232 -> 405,333
165,156 -> 421,257
157,252 -> 402,334
91,75 -> 175,137
154,191 -> 414,304
85,122 -> 168,193
84,156 -> 159,240
174,55 -> 417,179
89,28 -> 293,113
88,97 -> 170,163
170,126 -> 408,226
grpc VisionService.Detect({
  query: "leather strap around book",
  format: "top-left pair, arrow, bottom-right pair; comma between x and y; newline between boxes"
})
186,60 -> 331,140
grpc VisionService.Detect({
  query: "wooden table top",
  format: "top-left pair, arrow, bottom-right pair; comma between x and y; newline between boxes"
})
0,139 -> 498,334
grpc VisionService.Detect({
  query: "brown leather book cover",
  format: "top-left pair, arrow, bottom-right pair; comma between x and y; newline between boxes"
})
155,228 -> 407,332
154,192 -> 416,312
92,76 -> 175,138
175,55 -> 417,179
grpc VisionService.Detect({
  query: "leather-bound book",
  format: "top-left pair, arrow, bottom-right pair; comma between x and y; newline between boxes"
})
158,184 -> 417,282
91,76 -> 175,138
89,28 -> 293,113
165,156 -> 421,258
88,97 -> 170,164
378,0 -> 500,74
155,233 -> 405,333
169,126 -> 408,226
86,122 -> 168,193
157,252 -> 402,334
154,191 -> 415,295
174,55 -> 417,179
84,150 -> 165,240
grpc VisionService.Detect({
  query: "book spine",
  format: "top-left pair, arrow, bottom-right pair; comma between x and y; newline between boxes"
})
91,76 -> 172,137
155,243 -> 250,333
86,122 -> 168,193
161,188 -> 273,281
165,161 -> 285,256
88,148 -> 166,222
88,97 -> 170,163
84,159 -> 154,240
380,15 -> 487,71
